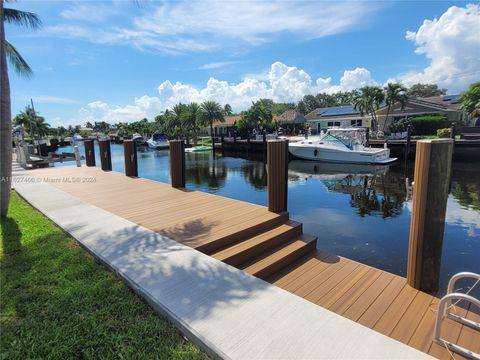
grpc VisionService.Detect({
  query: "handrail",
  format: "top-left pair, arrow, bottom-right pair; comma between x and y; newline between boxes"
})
447,272 -> 480,294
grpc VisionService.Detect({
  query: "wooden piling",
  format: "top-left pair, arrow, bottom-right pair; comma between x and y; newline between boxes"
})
84,140 -> 96,167
267,140 -> 289,213
169,140 -> 185,188
407,139 -> 453,292
98,140 -> 112,171
123,140 -> 138,177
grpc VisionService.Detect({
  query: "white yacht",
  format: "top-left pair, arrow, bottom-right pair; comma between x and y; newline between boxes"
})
288,128 -> 397,164
147,133 -> 169,149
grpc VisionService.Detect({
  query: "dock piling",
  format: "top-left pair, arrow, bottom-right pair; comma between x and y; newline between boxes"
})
74,145 -> 81,167
123,140 -> 138,177
407,139 -> 453,292
267,140 -> 289,213
169,140 -> 185,188
84,140 -> 95,167
98,140 -> 112,171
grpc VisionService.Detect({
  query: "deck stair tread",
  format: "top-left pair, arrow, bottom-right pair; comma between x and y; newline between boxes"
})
239,234 -> 317,279
210,220 -> 302,265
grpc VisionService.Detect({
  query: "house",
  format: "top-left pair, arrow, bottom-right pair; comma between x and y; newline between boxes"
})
273,110 -> 307,135
212,115 -> 241,136
305,105 -> 369,134
375,95 -> 466,132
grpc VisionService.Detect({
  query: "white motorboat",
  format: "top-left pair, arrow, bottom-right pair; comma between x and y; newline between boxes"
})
132,133 -> 144,142
147,133 -> 169,149
288,127 -> 397,164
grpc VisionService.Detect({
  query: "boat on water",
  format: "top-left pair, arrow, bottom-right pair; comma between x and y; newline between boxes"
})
288,127 -> 397,164
147,133 -> 169,149
72,133 -> 84,144
132,133 -> 143,141
185,137 -> 212,153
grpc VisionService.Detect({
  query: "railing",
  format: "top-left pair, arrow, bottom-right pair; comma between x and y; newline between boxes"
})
433,272 -> 480,360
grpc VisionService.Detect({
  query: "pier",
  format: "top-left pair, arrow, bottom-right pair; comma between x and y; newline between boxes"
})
13,155 -> 479,359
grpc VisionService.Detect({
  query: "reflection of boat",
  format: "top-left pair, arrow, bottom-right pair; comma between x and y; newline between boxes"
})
147,133 -> 169,149
289,128 -> 397,164
289,160 -> 390,181
185,137 -> 212,153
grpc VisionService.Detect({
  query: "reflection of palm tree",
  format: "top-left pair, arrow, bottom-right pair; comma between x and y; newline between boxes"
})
241,162 -> 267,190
185,156 -> 228,190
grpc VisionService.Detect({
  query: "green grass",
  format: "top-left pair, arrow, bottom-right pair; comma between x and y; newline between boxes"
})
0,192 -> 208,360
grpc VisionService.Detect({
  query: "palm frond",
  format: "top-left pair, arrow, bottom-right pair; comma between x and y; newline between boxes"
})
4,8 -> 42,29
5,40 -> 33,78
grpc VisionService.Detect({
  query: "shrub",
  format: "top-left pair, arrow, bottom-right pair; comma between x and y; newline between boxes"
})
437,128 -> 452,138
410,115 -> 448,135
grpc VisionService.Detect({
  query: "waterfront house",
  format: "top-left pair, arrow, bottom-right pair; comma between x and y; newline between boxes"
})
305,105 -> 369,134
274,110 -> 306,134
212,115 -> 241,136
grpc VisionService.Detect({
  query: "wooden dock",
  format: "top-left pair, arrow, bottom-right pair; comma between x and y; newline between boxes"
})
24,165 -> 479,359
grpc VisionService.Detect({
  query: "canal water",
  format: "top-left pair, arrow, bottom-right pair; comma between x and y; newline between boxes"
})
57,143 -> 480,295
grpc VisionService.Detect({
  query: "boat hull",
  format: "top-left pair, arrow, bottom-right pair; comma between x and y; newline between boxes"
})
147,141 -> 169,150
289,144 -> 397,164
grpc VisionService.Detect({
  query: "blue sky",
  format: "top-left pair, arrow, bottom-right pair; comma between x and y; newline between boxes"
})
6,1 -> 480,126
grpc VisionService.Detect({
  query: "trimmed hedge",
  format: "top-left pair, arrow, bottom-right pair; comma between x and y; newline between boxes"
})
410,115 -> 448,135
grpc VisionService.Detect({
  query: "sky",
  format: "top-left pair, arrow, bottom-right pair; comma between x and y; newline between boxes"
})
6,1 -> 480,127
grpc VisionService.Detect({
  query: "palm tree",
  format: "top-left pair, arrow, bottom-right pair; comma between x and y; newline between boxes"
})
34,117 -> 50,137
199,101 -> 224,145
353,86 -> 385,133
13,105 -> 35,136
182,103 -> 201,144
223,103 -> 233,116
1,2 -> 41,217
382,83 -> 408,132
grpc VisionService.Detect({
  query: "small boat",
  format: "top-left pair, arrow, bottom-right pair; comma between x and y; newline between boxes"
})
72,133 -> 84,145
185,137 -> 212,153
288,127 -> 397,164
132,133 -> 144,142
147,133 -> 169,149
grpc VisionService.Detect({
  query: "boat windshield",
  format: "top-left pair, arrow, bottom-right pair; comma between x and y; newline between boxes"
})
324,129 -> 366,148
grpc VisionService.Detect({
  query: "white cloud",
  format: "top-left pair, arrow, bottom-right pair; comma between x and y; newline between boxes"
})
400,4 -> 480,90
198,61 -> 239,70
60,2 -> 119,23
41,1 -> 379,55
74,61 -> 377,124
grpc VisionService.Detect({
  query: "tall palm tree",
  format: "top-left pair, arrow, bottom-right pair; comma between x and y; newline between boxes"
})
353,86 -> 384,133
382,83 -> 408,132
34,117 -> 50,137
199,100 -> 224,145
182,102 -> 200,144
1,2 -> 41,217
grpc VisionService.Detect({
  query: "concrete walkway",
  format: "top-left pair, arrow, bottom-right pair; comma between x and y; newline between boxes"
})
12,165 -> 432,359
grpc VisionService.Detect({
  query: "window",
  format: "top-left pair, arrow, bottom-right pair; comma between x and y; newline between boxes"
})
327,122 -> 333,127
351,119 -> 362,127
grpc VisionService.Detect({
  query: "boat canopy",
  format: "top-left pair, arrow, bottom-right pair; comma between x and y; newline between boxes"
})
324,128 -> 366,148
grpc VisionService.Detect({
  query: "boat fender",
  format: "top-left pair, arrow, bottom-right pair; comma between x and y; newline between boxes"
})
314,149 -> 318,157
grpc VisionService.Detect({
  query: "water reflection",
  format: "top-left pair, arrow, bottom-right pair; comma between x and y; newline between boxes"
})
289,161 -> 406,218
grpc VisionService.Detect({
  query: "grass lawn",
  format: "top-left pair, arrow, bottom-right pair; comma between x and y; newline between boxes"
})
0,192 -> 208,360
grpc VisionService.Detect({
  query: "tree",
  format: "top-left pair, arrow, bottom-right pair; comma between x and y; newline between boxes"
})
382,83 -> 408,132
407,83 -> 447,98
199,101 -> 224,144
182,103 -> 201,143
237,100 -> 273,136
353,86 -> 385,132
33,116 -> 50,137
13,105 -> 35,136
1,2 -> 41,217
223,103 -> 233,116
459,82 -> 480,117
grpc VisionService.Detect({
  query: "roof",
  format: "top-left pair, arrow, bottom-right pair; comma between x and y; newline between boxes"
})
305,105 -> 361,120
79,127 -> 94,132
213,115 -> 241,127
274,110 -> 306,124
423,95 -> 462,110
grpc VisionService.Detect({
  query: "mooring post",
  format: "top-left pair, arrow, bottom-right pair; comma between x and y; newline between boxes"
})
404,125 -> 412,168
450,123 -> 456,140
84,140 -> 95,167
267,139 -> 289,213
99,139 -> 112,171
221,134 -> 224,151
169,139 -> 185,188
73,145 -> 81,167
123,140 -> 138,177
406,139 -> 453,292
